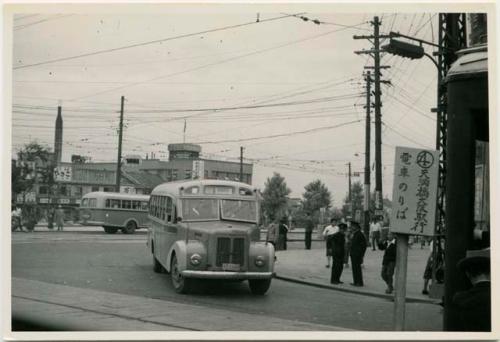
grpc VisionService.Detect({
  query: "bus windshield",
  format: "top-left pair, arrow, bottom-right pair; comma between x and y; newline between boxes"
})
221,199 -> 257,223
182,198 -> 219,221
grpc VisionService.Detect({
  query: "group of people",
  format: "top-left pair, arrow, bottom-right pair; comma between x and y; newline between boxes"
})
265,216 -> 289,251
11,204 -> 65,232
322,218 -> 368,287
321,216 -> 397,293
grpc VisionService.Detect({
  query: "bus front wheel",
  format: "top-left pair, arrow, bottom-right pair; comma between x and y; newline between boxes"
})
248,279 -> 272,295
170,254 -> 191,294
122,221 -> 136,234
103,226 -> 118,234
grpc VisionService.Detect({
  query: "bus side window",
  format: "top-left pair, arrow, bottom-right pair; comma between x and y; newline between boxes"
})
166,197 -> 173,222
148,196 -> 154,215
111,199 -> 120,208
142,201 -> 148,211
160,196 -> 166,221
105,199 -> 111,208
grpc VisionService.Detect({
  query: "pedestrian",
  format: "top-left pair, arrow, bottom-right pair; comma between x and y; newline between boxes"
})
12,205 -> 23,231
349,220 -> 367,287
322,218 -> 339,268
452,248 -> 490,331
266,221 -> 279,247
330,223 -> 347,284
370,217 -> 382,251
422,239 -> 445,294
277,216 -> 289,250
55,205 -> 65,231
304,212 -> 314,250
343,222 -> 352,268
378,232 -> 396,294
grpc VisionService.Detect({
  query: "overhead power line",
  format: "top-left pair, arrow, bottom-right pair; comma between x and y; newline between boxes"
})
195,119 -> 361,144
13,13 -> 301,70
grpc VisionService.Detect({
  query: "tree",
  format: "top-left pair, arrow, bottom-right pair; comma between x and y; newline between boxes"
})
342,181 -> 364,218
261,172 -> 291,222
302,180 -> 331,220
12,142 -> 54,201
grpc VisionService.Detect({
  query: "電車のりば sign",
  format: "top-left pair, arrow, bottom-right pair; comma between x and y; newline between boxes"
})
390,146 -> 439,236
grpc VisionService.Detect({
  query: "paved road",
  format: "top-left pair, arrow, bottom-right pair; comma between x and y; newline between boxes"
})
11,227 -> 442,331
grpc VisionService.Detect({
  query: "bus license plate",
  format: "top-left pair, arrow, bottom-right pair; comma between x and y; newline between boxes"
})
222,263 -> 240,271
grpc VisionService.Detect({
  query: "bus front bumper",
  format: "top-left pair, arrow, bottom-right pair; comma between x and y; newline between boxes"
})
181,270 -> 273,280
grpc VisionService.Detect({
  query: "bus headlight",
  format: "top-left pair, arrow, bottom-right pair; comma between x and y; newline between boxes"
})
255,256 -> 265,267
190,253 -> 202,266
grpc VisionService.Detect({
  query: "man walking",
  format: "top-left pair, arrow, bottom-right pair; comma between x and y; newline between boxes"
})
304,213 -> 314,250
330,223 -> 347,284
379,232 -> 396,293
349,220 -> 367,287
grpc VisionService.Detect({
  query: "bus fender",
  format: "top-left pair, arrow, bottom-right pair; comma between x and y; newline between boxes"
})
249,242 -> 275,273
166,241 -> 188,273
166,240 -> 207,272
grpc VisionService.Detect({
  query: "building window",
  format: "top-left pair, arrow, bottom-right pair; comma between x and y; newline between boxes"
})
103,186 -> 114,192
38,186 -> 48,195
172,169 -> 178,180
59,186 -> 68,196
185,170 -> 192,179
92,186 -> 100,192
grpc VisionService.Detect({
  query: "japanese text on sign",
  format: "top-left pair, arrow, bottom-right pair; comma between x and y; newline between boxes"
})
54,166 -> 73,182
390,147 -> 439,236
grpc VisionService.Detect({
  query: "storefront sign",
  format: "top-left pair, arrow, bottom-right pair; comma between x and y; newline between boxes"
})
54,166 -> 73,182
390,146 -> 439,236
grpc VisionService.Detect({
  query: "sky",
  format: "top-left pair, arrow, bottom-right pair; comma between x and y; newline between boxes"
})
8,4 -> 442,205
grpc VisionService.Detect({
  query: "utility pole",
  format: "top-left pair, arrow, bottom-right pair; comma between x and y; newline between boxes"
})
363,71 -> 372,237
354,16 -> 391,218
116,96 -> 125,192
348,162 -> 352,216
239,146 -> 244,183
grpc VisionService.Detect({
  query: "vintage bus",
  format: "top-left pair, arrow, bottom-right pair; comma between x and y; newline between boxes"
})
147,179 -> 275,295
79,192 -> 150,234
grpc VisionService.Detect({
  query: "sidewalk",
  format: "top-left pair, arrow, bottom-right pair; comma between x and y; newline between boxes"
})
11,277 -> 349,331
272,230 -> 437,304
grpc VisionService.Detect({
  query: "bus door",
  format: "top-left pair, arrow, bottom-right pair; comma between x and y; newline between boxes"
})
160,196 -> 177,263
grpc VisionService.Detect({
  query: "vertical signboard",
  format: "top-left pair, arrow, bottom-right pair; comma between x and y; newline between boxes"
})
390,146 -> 439,236
192,160 -> 205,179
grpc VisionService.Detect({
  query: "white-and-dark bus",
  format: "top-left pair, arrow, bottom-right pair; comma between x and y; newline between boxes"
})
147,179 -> 275,295
79,192 -> 150,234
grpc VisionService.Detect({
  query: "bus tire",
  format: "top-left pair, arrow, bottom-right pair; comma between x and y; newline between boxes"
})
122,221 -> 136,234
103,226 -> 118,234
248,279 -> 271,295
170,254 -> 191,294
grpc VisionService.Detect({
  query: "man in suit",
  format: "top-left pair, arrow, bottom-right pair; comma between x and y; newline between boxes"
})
330,223 -> 346,284
349,220 -> 367,287
304,213 -> 314,250
378,232 -> 397,294
452,248 -> 490,331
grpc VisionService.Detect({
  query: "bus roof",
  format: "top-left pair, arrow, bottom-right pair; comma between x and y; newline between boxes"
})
81,192 -> 150,201
151,179 -> 256,196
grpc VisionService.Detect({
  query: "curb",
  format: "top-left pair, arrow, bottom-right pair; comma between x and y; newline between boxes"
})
274,274 -> 438,304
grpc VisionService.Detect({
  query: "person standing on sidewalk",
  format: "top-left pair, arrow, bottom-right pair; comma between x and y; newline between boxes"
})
330,223 -> 347,284
278,216 -> 289,251
322,218 -> 339,268
266,221 -> 279,247
370,217 -> 381,251
55,205 -> 65,231
378,232 -> 396,294
349,221 -> 367,287
304,212 -> 314,250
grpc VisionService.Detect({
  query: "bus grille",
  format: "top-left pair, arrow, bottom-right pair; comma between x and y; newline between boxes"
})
216,237 -> 245,267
